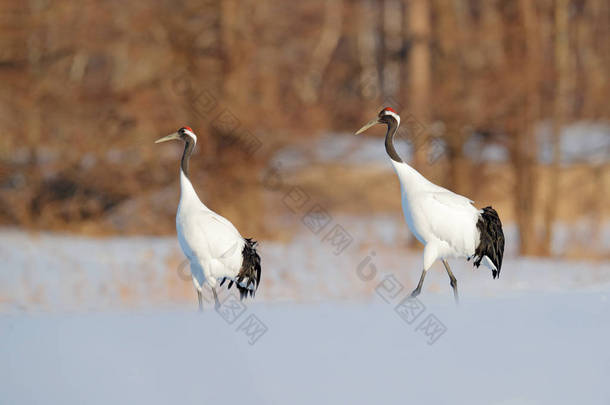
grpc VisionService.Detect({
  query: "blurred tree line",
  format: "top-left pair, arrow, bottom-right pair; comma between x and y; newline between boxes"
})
0,0 -> 608,256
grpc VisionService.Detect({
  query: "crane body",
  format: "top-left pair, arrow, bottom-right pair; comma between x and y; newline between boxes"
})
356,108 -> 504,303
156,127 -> 261,310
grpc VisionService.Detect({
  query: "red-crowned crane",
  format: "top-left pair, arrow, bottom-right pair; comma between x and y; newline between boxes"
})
156,127 -> 261,310
356,108 -> 504,304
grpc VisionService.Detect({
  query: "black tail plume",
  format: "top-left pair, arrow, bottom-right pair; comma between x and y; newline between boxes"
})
474,206 -> 505,279
236,238 -> 262,300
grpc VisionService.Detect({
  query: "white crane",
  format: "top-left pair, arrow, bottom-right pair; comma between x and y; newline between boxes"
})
356,108 -> 504,303
156,126 -> 261,310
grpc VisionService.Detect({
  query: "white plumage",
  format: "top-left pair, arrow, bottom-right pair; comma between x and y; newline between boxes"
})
356,108 -> 504,303
392,162 -> 479,265
156,127 -> 261,310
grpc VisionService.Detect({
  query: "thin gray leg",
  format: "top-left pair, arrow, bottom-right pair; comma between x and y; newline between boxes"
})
212,288 -> 221,310
410,269 -> 427,297
442,259 -> 459,305
197,290 -> 203,312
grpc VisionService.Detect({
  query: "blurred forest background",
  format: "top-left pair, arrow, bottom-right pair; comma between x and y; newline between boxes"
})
0,0 -> 608,258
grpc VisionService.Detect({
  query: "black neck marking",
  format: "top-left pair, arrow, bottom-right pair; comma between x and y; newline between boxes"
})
384,117 -> 403,163
181,137 -> 195,177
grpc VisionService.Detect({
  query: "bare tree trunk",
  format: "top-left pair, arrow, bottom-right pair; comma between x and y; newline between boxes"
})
377,0 -> 386,99
399,0 -> 407,107
383,0 -> 402,99
481,0 -> 505,67
294,0 -> 343,104
543,0 -> 570,255
430,0 -> 469,195
586,0 -> 609,253
256,2 -> 279,111
516,0 -> 542,255
408,0 -> 431,172
220,0 -> 251,106
220,0 -> 237,99
446,125 -> 471,196
578,0 -> 606,119
590,164 -> 606,255
357,0 -> 381,100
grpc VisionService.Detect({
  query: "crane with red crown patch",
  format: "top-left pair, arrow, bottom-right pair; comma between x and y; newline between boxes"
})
355,107 -> 504,305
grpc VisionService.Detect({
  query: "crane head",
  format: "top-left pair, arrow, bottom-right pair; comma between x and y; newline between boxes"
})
155,126 -> 197,144
355,107 -> 401,135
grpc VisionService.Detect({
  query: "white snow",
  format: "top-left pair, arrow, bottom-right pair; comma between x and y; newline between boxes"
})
1,227 -> 609,404
1,293 -> 609,404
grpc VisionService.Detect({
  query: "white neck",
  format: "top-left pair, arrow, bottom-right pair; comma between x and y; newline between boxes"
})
389,159 -> 433,197
179,169 -> 210,211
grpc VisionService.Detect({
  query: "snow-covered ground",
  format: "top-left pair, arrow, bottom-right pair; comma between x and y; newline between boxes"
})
1,293 -> 609,404
1,227 -> 609,404
0,218 -> 608,311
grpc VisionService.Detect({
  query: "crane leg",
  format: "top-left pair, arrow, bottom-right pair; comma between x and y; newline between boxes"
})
212,288 -> 221,310
442,259 -> 459,305
410,269 -> 427,298
197,290 -> 203,312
